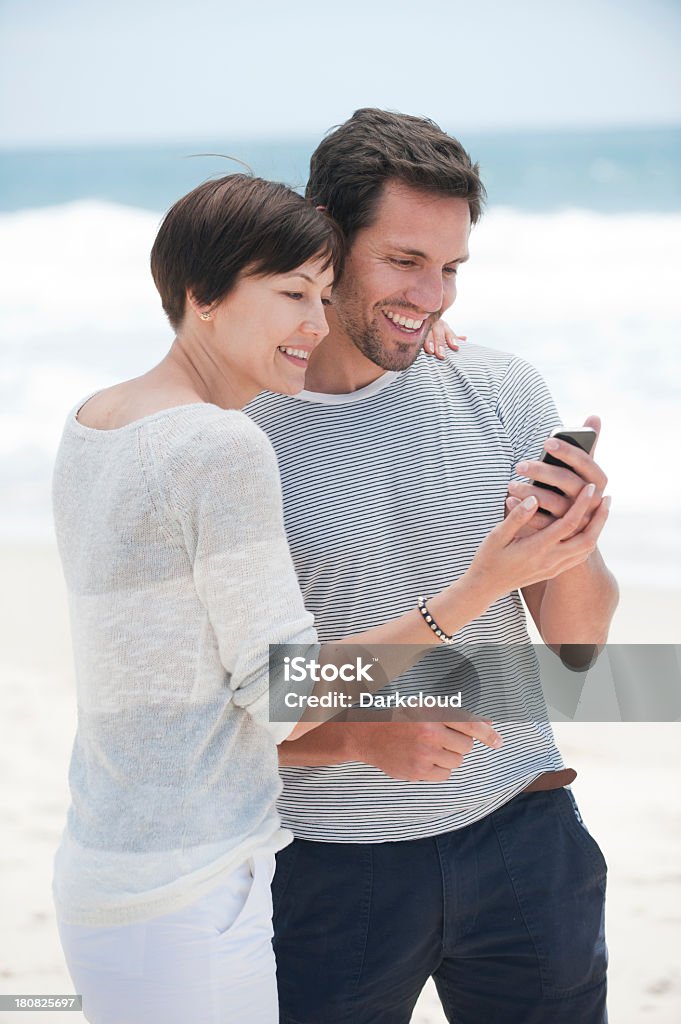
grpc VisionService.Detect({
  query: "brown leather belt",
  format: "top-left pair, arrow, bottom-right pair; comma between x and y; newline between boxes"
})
520,768 -> 577,794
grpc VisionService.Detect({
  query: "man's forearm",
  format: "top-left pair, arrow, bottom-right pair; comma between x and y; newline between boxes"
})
535,548 -> 619,646
279,721 -> 357,767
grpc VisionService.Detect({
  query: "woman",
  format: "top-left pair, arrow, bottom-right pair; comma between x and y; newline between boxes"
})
52,174 -> 599,1023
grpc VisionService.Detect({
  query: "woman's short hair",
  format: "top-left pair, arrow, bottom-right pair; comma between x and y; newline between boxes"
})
151,174 -> 343,330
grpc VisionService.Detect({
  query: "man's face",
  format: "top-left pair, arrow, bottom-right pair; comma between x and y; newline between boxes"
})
330,181 -> 471,371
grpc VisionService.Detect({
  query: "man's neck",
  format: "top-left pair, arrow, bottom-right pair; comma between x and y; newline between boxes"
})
303,332 -> 388,395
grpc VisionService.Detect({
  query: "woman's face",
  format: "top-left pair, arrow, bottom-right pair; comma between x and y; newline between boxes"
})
208,254 -> 334,401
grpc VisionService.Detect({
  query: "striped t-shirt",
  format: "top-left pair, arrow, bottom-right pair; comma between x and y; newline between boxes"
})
246,343 -> 565,842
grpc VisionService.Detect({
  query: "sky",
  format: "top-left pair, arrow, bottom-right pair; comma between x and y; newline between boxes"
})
1,0 -> 680,146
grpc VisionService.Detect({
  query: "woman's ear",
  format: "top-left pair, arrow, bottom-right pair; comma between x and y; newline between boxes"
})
186,289 -> 212,322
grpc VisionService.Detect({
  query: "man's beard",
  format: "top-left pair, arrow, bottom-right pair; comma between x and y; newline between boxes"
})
337,301 -> 429,372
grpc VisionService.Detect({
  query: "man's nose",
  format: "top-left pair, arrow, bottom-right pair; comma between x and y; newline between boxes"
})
403,269 -> 448,315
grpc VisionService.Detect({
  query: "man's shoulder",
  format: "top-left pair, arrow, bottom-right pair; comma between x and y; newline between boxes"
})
418,341 -> 525,381
245,389 -> 295,428
418,342 -> 548,400
245,346 -> 545,430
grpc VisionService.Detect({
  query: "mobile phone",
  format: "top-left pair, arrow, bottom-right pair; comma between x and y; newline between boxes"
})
533,427 -> 597,498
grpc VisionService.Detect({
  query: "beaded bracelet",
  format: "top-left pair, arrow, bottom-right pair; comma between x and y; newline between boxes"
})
417,596 -> 457,645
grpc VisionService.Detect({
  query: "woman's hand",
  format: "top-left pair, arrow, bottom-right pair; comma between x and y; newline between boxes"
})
423,319 -> 466,360
467,484 -> 611,602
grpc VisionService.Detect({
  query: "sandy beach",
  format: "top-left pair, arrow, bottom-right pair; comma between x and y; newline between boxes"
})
1,542 -> 679,1023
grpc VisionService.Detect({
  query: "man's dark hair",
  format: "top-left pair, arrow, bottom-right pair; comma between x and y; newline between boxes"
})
306,108 -> 486,244
151,174 -> 343,330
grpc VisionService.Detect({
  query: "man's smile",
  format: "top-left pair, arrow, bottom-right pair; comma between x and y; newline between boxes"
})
381,309 -> 431,338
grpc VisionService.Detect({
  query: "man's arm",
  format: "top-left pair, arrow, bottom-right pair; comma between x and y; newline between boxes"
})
279,722 -> 355,767
522,548 -> 619,647
511,416 -> 619,647
279,719 -> 482,781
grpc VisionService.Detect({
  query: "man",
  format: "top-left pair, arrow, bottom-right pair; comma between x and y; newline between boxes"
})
247,108 -> 618,1024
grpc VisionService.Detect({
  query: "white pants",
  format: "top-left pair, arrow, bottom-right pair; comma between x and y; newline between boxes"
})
57,853 -> 279,1024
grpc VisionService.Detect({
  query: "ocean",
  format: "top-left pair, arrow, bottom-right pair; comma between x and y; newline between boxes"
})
1,126 -> 680,586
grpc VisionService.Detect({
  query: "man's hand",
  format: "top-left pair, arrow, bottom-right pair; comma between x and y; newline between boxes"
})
506,416 -> 608,535
423,319 -> 466,360
278,716 -> 503,779
346,717 -> 502,783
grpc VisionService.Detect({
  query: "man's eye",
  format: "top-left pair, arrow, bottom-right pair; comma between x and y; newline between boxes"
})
391,258 -> 416,268
321,297 -> 333,307
443,266 -> 459,276
284,292 -> 304,300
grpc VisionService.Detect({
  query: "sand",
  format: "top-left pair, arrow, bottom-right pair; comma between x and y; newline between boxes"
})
1,543 -> 679,1023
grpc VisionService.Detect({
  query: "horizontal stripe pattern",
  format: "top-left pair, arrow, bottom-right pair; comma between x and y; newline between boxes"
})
246,344 -> 564,841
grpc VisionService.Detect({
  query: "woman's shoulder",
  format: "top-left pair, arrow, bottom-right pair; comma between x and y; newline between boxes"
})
152,404 -> 273,457
145,404 -> 280,495
149,406 -> 285,534
73,375 -> 269,446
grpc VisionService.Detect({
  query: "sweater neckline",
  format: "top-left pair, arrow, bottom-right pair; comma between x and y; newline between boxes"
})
69,395 -> 229,437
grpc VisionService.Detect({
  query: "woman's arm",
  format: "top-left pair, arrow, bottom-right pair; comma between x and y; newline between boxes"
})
287,483 -> 609,741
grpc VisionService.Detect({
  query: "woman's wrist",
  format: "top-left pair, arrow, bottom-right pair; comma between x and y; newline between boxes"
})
427,574 -> 495,637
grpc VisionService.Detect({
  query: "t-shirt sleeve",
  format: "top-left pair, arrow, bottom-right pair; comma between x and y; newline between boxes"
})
495,357 -> 562,476
166,414 -> 316,743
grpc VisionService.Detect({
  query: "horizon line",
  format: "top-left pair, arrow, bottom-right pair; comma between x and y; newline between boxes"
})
1,121 -> 680,154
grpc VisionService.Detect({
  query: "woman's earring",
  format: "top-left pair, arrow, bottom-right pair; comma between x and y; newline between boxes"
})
199,311 -> 212,322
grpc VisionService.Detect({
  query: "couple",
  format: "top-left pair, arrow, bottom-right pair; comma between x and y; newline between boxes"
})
52,108 -> 616,1024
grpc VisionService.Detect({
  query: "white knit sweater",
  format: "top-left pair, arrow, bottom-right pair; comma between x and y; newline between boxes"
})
51,402 -> 316,925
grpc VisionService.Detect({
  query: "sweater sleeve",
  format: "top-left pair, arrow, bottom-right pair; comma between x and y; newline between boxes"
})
149,410 -> 316,742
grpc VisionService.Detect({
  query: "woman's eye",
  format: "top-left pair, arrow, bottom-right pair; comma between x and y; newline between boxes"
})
284,292 -> 304,300
321,297 -> 333,307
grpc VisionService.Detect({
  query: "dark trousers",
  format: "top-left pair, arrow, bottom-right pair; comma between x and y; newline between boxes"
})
272,788 -> 607,1024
